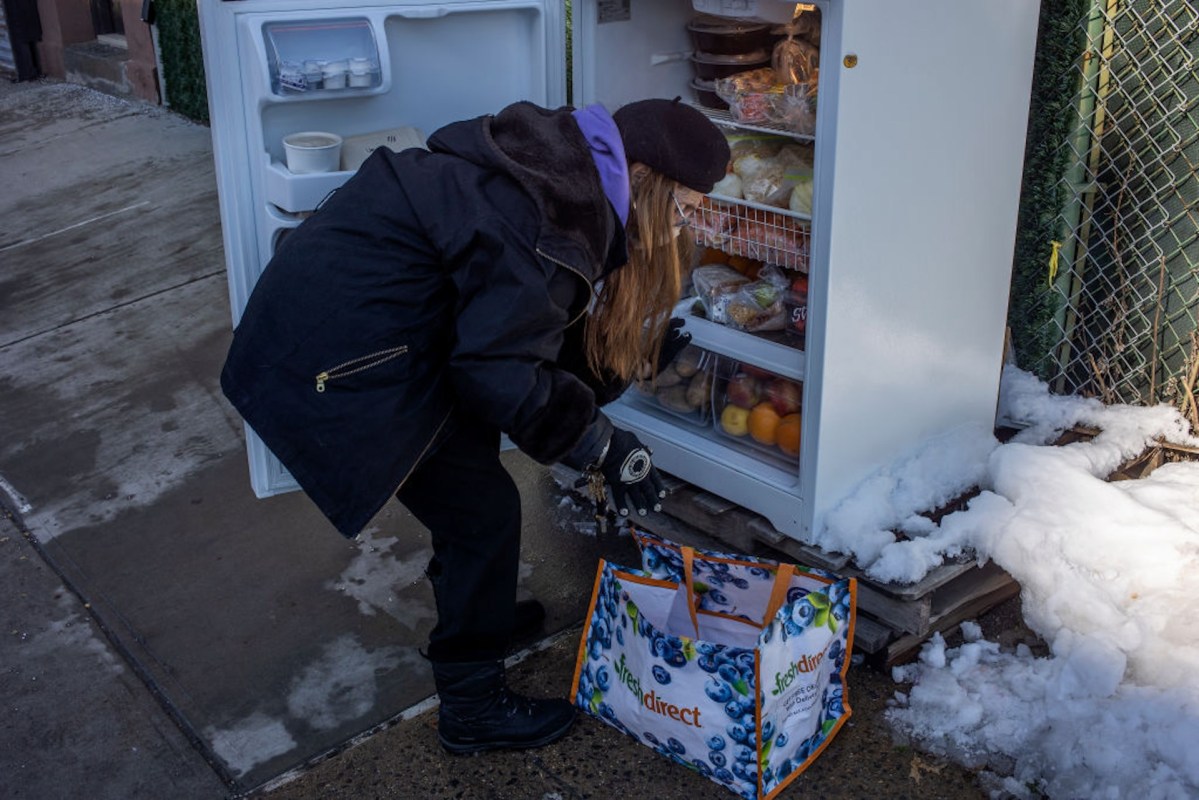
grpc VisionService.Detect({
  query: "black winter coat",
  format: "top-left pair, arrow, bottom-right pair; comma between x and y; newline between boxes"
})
221,103 -> 623,537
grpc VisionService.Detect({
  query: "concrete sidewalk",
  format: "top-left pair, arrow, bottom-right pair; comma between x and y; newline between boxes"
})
0,79 -> 999,800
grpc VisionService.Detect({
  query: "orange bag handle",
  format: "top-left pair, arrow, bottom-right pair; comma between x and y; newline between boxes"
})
762,563 -> 797,626
682,546 -> 797,635
681,546 -> 701,638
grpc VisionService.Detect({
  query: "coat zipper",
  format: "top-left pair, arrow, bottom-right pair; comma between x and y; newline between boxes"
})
536,248 -> 596,328
315,345 -> 409,393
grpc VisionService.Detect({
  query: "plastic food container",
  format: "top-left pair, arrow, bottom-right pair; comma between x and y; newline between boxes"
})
691,77 -> 729,110
712,357 -> 802,463
692,50 -> 772,81
691,0 -> 798,25
633,345 -> 714,427
302,60 -> 324,90
282,131 -> 343,174
783,274 -> 808,340
278,62 -> 306,93
348,57 -> 375,88
322,59 -> 349,89
686,16 -> 774,54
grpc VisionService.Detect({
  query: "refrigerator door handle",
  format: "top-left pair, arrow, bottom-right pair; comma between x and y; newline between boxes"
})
390,6 -> 451,18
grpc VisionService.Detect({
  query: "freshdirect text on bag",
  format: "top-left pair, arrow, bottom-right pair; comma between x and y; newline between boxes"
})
614,653 -> 703,727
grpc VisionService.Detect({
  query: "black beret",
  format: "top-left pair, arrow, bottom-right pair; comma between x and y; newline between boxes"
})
614,98 -> 731,194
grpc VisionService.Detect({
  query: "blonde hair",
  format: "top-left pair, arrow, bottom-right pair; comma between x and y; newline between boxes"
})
585,170 -> 694,383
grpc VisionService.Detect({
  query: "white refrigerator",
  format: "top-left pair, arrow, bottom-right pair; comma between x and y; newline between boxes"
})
199,0 -> 1041,544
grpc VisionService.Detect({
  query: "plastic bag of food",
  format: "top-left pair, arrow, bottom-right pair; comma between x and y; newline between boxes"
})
743,164 -> 813,209
722,266 -> 790,332
692,264 -> 751,324
776,82 -> 818,136
724,132 -> 789,161
772,36 -> 820,85
789,170 -> 815,214
689,202 -> 738,248
790,8 -> 822,47
715,68 -> 784,125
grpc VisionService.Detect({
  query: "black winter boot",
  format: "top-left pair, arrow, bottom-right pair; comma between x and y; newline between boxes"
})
432,660 -> 575,754
511,598 -> 546,644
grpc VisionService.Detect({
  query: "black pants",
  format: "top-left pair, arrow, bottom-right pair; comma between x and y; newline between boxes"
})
396,416 -> 520,663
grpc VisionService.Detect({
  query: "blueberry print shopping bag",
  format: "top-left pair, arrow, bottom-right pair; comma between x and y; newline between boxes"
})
571,532 -> 856,799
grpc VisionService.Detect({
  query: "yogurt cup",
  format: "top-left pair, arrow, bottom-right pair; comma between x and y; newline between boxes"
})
283,131 -> 343,174
303,60 -> 324,90
322,60 -> 349,89
348,57 -> 374,88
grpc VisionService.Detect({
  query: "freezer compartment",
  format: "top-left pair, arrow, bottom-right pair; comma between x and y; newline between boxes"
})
628,344 -> 715,427
711,356 -> 802,469
263,18 -> 382,95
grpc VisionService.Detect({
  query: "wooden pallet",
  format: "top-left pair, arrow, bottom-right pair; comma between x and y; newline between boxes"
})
551,465 -> 1018,667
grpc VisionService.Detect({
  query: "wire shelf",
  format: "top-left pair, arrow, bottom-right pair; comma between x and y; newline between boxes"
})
692,197 -> 811,272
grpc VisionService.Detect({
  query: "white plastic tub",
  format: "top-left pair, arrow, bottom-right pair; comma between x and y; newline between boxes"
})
282,131 -> 343,174
692,0 -> 797,25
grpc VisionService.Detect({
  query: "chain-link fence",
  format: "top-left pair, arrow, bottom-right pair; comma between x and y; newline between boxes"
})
1037,0 -> 1198,428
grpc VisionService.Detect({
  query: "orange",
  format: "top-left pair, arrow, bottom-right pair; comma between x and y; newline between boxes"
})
748,403 -> 781,445
776,413 -> 802,456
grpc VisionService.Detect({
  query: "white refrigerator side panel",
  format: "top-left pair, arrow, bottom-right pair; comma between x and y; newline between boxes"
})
805,0 -> 1040,533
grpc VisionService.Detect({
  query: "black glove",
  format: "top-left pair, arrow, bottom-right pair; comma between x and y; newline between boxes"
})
598,428 -> 667,517
655,318 -> 692,376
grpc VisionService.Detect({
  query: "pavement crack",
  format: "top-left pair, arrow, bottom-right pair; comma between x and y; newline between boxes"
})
0,269 -> 227,351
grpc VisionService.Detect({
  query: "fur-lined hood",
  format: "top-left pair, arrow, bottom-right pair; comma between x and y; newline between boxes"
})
426,102 -> 616,282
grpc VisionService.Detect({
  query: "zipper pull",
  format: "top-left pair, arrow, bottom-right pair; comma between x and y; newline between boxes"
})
315,372 -> 329,393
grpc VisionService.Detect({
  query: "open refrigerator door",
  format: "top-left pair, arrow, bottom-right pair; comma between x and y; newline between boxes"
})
198,0 -> 567,497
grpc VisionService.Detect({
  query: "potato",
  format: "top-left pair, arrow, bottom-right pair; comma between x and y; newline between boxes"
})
686,371 -> 712,410
655,366 -> 683,388
674,345 -> 703,378
657,385 -> 696,414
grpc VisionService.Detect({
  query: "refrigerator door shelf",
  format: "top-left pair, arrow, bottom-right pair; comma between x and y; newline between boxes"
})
263,17 -> 383,97
265,159 -> 353,214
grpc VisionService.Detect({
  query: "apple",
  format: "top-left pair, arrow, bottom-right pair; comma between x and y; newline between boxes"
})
725,373 -> 761,408
720,404 -> 750,437
766,379 -> 802,416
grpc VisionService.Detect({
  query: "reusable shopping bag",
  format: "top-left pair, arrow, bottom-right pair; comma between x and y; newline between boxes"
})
571,530 -> 855,800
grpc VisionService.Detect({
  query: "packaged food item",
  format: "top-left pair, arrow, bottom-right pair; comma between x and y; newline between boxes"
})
692,265 -> 750,324
690,202 -> 738,248
721,265 -> 790,332
776,82 -> 818,136
724,132 -> 790,161
714,55 -> 820,136
772,35 -> 819,85
711,171 -> 743,199
715,68 -> 783,125
783,273 -> 809,339
735,217 -> 810,266
789,173 -> 814,214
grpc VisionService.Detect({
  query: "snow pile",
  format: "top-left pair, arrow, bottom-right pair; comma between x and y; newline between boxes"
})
845,367 -> 1199,798
818,366 -> 1199,585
